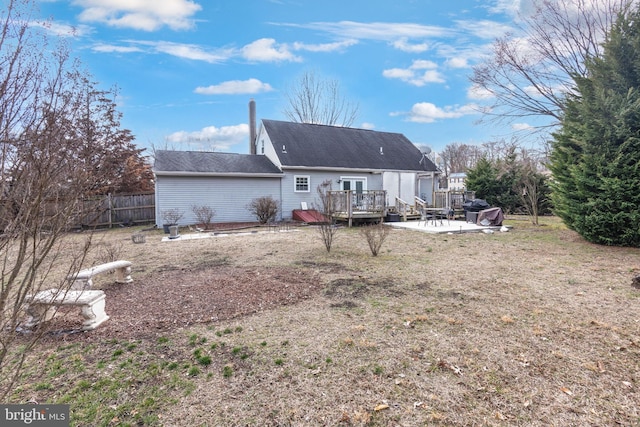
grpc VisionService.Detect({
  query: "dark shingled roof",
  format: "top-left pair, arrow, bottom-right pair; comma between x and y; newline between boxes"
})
153,150 -> 282,175
262,119 -> 438,172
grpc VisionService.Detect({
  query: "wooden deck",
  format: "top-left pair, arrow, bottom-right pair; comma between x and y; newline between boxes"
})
327,190 -> 386,226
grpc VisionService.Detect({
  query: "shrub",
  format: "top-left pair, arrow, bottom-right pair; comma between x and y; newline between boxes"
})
361,222 -> 390,256
161,208 -> 184,225
316,180 -> 338,253
191,204 -> 215,229
246,196 -> 279,224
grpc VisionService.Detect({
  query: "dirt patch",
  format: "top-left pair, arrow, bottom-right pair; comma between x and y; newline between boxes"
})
42,266 -> 323,340
324,277 -> 403,299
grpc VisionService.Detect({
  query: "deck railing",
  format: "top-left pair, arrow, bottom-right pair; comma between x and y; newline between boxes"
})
328,190 -> 386,213
434,190 -> 475,209
327,190 -> 386,226
395,197 -> 410,221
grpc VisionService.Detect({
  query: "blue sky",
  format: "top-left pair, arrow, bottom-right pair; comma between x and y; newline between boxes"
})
36,0 -> 541,156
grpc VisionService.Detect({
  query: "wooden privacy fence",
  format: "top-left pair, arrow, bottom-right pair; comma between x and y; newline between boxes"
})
75,193 -> 155,228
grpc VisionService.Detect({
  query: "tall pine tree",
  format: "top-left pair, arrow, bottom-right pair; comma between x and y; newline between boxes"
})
549,4 -> 640,246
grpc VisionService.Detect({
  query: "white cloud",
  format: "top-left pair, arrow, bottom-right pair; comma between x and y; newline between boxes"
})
512,122 -> 533,131
156,42 -> 228,62
383,60 -> 444,86
165,124 -> 249,151
194,79 -> 274,95
455,19 -> 513,39
360,122 -> 375,130
92,43 -> 143,53
131,40 -> 232,63
383,68 -> 414,80
446,57 -> 468,68
30,20 -> 91,37
72,0 -> 201,31
393,102 -> 480,123
412,59 -> 439,69
488,0 -> 524,16
488,0 -> 547,19
292,39 -> 358,52
285,21 -> 452,41
435,43 -> 492,67
467,84 -> 494,100
241,38 -> 301,62
392,37 -> 429,53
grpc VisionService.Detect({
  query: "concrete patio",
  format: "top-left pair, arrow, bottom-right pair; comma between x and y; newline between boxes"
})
161,228 -> 299,242
385,219 -> 505,234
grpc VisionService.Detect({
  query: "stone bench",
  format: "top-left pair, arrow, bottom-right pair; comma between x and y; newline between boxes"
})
68,260 -> 133,290
24,289 -> 109,331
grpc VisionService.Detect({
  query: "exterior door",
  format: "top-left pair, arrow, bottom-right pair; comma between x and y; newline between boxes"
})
341,178 -> 366,193
341,177 -> 366,206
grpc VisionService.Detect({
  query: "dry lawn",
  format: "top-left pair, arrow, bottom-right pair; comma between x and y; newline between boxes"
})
12,218 -> 640,426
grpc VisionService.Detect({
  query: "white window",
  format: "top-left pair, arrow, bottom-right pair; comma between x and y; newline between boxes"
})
294,175 -> 310,192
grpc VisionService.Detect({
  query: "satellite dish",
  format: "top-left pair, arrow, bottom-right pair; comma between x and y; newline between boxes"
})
416,144 -> 431,155
417,145 -> 432,165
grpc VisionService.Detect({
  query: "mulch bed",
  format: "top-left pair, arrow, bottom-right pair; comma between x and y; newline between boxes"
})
39,265 -> 323,340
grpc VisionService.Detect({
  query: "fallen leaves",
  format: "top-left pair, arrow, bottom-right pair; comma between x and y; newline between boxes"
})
515,353 -> 531,367
437,359 -> 463,376
583,361 -> 606,373
403,314 -> 429,328
501,315 -> 515,324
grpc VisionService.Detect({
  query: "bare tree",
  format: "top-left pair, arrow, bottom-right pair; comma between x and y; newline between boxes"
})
439,143 -> 484,175
0,0 -> 126,399
283,71 -> 359,127
471,0 -> 631,126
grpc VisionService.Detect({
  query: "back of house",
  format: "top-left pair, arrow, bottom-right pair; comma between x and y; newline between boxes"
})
153,119 -> 440,226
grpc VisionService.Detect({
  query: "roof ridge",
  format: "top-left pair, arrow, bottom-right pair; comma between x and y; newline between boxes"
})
262,119 -> 399,135
157,150 -> 250,156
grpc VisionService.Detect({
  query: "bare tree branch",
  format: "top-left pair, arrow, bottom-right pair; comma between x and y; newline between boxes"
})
283,71 -> 359,127
0,0 -> 134,399
471,0 -> 632,126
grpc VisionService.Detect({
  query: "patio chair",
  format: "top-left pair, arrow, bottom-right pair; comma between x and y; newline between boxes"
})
434,208 -> 451,226
418,207 -> 434,227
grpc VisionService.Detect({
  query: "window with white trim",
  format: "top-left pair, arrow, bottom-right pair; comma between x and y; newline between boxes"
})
294,175 -> 310,192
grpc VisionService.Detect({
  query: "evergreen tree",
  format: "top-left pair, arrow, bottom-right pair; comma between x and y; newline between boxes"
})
465,157 -> 500,205
494,149 -> 523,213
550,5 -> 640,246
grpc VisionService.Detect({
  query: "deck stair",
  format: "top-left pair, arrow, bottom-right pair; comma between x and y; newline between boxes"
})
393,197 -> 423,221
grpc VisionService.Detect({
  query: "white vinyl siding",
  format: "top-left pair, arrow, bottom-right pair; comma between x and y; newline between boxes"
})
279,170 -> 384,218
383,171 -> 415,205
155,175 -> 282,225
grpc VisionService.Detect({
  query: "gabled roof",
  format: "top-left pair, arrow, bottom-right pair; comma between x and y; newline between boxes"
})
153,150 -> 282,176
262,119 -> 438,172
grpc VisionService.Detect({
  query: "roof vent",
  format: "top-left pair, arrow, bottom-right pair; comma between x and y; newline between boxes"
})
380,147 -> 384,155
282,144 -> 287,153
